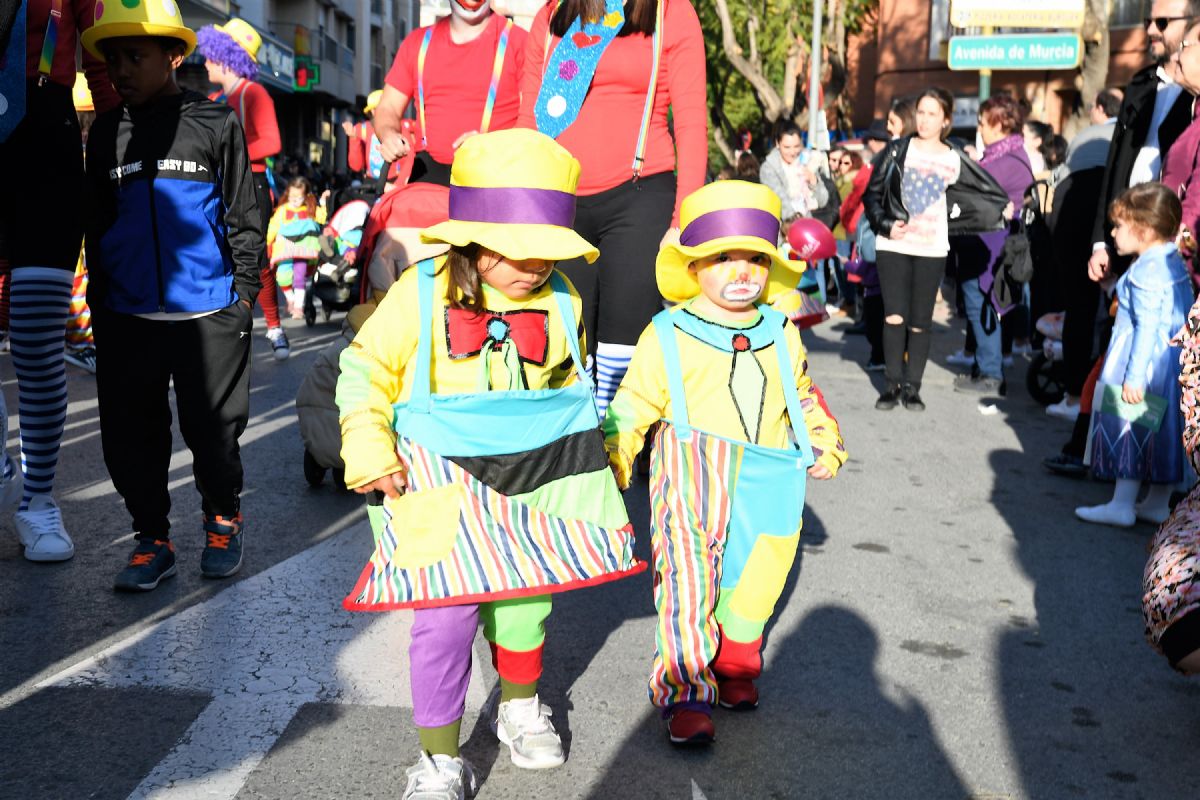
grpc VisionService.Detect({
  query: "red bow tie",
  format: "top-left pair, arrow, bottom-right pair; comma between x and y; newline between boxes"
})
446,307 -> 550,365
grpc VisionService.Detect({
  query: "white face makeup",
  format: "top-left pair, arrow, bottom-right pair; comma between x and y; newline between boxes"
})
451,0 -> 492,23
695,252 -> 770,309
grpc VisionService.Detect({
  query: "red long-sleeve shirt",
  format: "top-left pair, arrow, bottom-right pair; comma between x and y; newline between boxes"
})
840,162 -> 873,236
25,0 -> 120,112
211,79 -> 280,173
517,0 -> 708,224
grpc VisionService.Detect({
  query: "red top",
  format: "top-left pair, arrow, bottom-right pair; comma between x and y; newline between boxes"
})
840,162 -> 873,236
210,80 -> 281,173
25,0 -> 120,112
347,119 -> 418,183
386,14 -> 527,165
517,0 -> 707,224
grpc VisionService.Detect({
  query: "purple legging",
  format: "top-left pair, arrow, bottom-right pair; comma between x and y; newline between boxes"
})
290,260 -> 307,292
410,604 -> 478,728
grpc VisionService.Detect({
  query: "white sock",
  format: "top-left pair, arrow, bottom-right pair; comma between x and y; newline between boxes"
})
1112,478 -> 1140,508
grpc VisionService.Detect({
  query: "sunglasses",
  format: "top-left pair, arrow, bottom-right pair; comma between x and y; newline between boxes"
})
1145,15 -> 1192,32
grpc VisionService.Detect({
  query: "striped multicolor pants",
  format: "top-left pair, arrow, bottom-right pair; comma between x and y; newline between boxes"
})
648,424 -> 803,714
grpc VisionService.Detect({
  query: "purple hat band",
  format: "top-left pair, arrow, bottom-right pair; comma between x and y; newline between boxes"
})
679,208 -> 780,249
449,186 -> 576,227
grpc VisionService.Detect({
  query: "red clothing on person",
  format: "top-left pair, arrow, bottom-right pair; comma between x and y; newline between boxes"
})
210,80 -> 281,172
347,119 -> 418,183
840,162 -> 873,237
25,0 -> 120,112
385,14 -> 526,166
517,0 -> 707,224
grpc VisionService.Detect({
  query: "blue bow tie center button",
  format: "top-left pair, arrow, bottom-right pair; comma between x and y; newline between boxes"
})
486,317 -> 511,344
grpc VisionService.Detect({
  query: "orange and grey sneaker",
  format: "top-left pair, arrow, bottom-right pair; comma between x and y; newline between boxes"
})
666,707 -> 715,746
114,539 -> 176,592
200,514 -> 244,578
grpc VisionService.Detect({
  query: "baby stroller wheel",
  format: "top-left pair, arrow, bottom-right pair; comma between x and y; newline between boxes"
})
303,449 -> 326,487
1025,352 -> 1066,406
304,301 -> 316,327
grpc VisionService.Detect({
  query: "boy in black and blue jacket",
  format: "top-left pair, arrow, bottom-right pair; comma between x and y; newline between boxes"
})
81,3 -> 264,591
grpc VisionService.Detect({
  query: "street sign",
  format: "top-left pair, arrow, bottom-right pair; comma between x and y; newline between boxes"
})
949,0 -> 1086,29
948,33 -> 1083,71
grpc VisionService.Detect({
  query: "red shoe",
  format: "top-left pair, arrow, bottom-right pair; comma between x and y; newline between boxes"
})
717,678 -> 759,711
666,708 -> 715,745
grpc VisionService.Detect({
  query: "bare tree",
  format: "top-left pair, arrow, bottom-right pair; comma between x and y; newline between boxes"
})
710,0 -> 804,126
1068,0 -> 1111,137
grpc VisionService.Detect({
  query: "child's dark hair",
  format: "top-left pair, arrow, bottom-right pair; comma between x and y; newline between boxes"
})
446,244 -> 486,313
1109,183 -> 1182,243
155,36 -> 189,56
551,0 -> 656,37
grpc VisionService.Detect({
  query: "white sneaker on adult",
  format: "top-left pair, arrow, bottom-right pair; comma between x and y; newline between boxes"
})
1075,502 -> 1136,528
945,349 -> 975,367
1045,397 -> 1080,421
15,494 -> 74,562
402,752 -> 477,800
495,694 -> 565,769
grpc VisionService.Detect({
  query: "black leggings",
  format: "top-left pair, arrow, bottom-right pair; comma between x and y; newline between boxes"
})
556,172 -> 675,351
876,251 -> 946,390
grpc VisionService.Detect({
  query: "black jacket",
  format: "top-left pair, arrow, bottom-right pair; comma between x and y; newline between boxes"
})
85,91 -> 263,315
862,135 -> 1009,240
1091,65 -> 1193,248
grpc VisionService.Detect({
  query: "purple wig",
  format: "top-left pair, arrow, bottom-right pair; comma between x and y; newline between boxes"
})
197,26 -> 259,80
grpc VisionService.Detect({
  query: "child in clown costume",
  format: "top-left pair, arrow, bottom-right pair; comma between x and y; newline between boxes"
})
337,129 -> 644,799
604,180 -> 847,745
266,177 -> 324,318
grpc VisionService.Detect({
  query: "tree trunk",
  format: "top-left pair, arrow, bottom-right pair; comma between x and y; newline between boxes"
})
1068,0 -> 1110,138
711,0 -> 787,122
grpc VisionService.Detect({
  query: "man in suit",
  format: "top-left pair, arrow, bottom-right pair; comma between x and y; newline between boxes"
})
1045,0 -> 1198,475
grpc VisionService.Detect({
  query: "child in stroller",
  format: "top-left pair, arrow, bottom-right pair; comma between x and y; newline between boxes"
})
304,192 -> 371,326
296,183 -> 451,487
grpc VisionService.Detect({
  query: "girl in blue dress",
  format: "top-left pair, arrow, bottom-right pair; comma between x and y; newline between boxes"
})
1078,183 -> 1196,527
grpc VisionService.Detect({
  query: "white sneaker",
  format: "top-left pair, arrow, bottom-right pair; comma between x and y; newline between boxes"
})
495,694 -> 565,769
64,345 -> 98,374
1045,397 -> 1080,421
266,327 -> 290,361
1075,502 -> 1136,528
402,752 -> 477,800
945,349 -> 975,367
15,494 -> 74,562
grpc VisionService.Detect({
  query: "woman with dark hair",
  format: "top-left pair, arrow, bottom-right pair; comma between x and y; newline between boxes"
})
735,150 -> 762,182
949,94 -> 1035,397
519,0 -> 707,414
863,87 -> 1010,411
887,97 -> 917,139
1023,120 -> 1053,175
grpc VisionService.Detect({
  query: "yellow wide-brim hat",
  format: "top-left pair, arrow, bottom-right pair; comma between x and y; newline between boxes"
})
214,18 -> 261,62
72,73 -> 94,111
421,129 -> 599,264
82,0 -> 197,59
363,89 -> 383,115
656,180 -> 803,304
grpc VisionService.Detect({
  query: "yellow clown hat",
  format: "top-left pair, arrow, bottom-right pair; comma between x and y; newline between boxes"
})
656,180 -> 802,304
363,89 -> 383,115
421,129 -> 599,264
213,18 -> 262,62
72,73 -> 94,111
82,0 -> 197,59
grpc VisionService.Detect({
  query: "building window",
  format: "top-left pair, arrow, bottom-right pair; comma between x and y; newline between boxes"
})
347,21 -> 356,50
1110,0 -> 1147,28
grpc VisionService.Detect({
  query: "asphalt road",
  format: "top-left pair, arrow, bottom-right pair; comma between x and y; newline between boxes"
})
0,303 -> 1193,800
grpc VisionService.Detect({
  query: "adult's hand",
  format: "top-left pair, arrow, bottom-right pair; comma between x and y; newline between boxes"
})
354,469 -> 408,498
378,132 -> 411,163
889,220 -> 908,240
340,119 -> 355,138
1088,247 -> 1112,283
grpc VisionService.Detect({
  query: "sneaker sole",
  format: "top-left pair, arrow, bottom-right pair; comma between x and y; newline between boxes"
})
668,730 -> 715,746
495,727 -> 565,770
24,545 -> 75,563
201,553 -> 243,579
114,563 -> 177,591
717,698 -> 759,711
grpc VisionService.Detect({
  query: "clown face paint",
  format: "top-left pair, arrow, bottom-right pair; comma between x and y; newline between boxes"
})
691,250 -> 771,319
451,0 -> 492,23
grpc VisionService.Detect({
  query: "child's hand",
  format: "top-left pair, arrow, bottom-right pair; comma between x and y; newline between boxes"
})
1122,383 -> 1144,405
356,470 -> 408,498
807,463 -> 832,480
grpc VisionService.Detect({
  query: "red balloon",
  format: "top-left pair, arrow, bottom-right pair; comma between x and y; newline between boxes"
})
786,217 -> 836,261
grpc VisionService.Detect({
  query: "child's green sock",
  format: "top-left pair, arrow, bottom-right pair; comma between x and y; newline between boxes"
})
499,677 -> 538,702
417,720 -> 462,758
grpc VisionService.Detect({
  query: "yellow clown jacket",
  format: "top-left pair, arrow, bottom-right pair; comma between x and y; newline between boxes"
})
337,259 -> 584,491
603,300 -> 847,487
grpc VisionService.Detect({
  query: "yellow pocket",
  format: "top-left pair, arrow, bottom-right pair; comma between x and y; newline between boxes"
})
384,484 -> 464,570
727,531 -> 801,623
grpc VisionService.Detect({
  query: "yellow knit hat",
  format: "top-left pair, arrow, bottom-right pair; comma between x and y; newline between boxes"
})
421,129 -> 599,264
213,18 -> 261,62
656,180 -> 802,304
363,89 -> 383,115
82,0 -> 197,59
